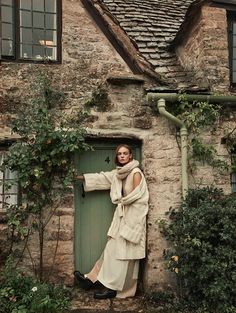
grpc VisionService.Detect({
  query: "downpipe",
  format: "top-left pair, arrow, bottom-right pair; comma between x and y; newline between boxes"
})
157,98 -> 188,199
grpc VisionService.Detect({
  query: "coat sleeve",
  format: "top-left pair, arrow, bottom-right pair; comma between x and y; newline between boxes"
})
83,170 -> 115,192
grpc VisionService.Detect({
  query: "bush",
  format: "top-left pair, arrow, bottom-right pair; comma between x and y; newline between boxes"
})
163,187 -> 236,313
0,259 -> 71,313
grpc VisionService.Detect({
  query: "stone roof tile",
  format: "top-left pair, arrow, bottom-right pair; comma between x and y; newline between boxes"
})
100,0 -> 201,88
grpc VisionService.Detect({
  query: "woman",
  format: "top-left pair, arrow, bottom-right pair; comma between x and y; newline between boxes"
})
74,144 -> 149,299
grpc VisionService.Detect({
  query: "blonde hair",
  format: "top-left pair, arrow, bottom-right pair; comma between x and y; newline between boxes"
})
114,144 -> 133,166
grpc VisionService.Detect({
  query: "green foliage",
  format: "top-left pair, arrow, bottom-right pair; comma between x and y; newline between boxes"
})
191,139 -> 229,172
1,70 -> 91,279
162,187 -> 236,312
0,258 -> 71,313
175,96 -> 221,134
169,96 -> 228,173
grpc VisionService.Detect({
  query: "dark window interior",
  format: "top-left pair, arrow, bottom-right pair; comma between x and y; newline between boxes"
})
0,0 -> 61,62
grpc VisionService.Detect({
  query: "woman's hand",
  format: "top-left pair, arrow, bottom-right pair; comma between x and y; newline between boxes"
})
74,175 -> 85,181
132,172 -> 141,190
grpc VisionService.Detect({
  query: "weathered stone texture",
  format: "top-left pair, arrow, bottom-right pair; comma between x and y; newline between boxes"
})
0,0 -> 235,295
176,5 -> 230,91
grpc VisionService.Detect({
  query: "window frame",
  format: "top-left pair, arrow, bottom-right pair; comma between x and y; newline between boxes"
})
0,146 -> 20,212
0,0 -> 62,63
227,11 -> 236,86
231,147 -> 236,193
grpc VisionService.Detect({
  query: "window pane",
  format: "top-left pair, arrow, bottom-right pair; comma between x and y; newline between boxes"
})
233,71 -> 236,83
233,48 -> 236,58
33,28 -> 44,44
232,172 -> 236,192
1,6 -> 13,23
20,0 -> 31,10
2,39 -> 13,55
33,45 -> 45,59
2,23 -> 13,39
33,12 -> 44,28
20,28 -> 32,44
46,0 -> 56,13
1,0 -> 13,5
233,22 -> 236,33
45,13 -> 56,29
45,47 -> 56,60
20,10 -> 32,27
20,44 -> 33,58
45,30 -> 57,45
33,0 -> 44,12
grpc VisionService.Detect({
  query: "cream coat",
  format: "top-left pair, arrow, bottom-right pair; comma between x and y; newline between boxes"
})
83,163 -> 149,260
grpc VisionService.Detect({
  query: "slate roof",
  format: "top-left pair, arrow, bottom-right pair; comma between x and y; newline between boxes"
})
98,0 -> 203,89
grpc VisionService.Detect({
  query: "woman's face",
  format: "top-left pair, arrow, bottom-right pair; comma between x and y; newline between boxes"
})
117,146 -> 132,165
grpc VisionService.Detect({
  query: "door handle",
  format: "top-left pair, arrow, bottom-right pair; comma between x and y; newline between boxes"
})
81,184 -> 85,198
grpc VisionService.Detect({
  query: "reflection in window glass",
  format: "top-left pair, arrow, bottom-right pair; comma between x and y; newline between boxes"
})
33,12 -> 44,28
1,6 -> 13,23
32,29 -> 44,44
46,0 -> 56,13
232,172 -> 236,192
0,153 -> 18,211
21,28 -> 33,44
20,0 -> 31,10
20,44 -> 33,58
33,0 -> 44,12
2,39 -> 13,55
45,30 -> 57,45
2,23 -> 13,39
33,45 -> 45,59
2,0 -> 13,5
1,0 -> 60,62
45,13 -> 56,29
46,47 -> 56,60
20,10 -> 32,27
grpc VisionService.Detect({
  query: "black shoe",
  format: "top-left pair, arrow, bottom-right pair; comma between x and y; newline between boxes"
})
94,288 -> 117,299
74,270 -> 94,291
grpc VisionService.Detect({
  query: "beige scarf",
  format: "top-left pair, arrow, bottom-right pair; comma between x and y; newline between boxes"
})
110,159 -> 139,204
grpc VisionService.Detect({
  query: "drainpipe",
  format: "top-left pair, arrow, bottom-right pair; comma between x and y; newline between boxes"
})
147,92 -> 236,200
157,98 -> 188,199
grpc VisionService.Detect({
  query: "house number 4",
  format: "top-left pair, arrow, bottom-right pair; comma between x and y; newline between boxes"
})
105,156 -> 110,163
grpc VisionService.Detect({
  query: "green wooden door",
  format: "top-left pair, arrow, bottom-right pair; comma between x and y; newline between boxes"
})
74,142 -> 141,273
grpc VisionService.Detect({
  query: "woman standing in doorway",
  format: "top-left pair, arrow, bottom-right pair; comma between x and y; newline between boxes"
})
74,144 -> 149,299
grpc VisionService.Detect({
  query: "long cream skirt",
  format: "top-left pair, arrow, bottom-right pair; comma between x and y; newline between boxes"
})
86,237 -> 139,298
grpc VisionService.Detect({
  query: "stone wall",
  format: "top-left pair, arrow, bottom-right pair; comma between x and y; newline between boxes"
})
176,4 -> 230,92
0,0 -> 234,293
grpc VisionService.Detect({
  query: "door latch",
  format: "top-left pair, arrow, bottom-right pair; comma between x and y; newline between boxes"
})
81,184 -> 85,198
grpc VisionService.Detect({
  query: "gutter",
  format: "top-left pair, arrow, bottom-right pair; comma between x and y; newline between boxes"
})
147,92 -> 236,199
147,93 -> 236,105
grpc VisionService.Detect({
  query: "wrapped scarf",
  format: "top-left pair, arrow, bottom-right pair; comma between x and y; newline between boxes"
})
110,159 -> 139,204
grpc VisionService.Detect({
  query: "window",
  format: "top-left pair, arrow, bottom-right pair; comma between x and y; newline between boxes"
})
231,148 -> 236,193
0,0 -> 62,62
228,12 -> 236,85
0,151 -> 19,211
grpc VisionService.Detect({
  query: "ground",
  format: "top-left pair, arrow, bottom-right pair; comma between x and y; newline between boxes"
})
70,288 -> 146,312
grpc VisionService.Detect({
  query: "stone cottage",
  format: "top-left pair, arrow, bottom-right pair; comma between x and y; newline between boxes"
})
0,0 -> 236,292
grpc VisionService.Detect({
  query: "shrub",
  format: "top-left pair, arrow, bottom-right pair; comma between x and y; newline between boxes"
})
0,258 -> 71,313
163,187 -> 236,313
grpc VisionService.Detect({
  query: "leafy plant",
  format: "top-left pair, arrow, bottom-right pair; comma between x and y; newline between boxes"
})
167,96 -> 229,174
0,258 -> 71,313
1,70 -> 91,280
162,187 -> 236,312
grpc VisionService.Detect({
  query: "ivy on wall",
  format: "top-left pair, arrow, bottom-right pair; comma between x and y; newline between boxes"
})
169,95 -> 230,174
1,69 -> 91,281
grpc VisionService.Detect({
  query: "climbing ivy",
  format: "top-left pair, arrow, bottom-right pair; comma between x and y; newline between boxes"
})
170,95 -> 229,173
1,70 -> 91,281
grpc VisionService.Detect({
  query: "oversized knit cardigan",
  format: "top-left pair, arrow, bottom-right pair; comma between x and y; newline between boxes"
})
83,160 -> 149,260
